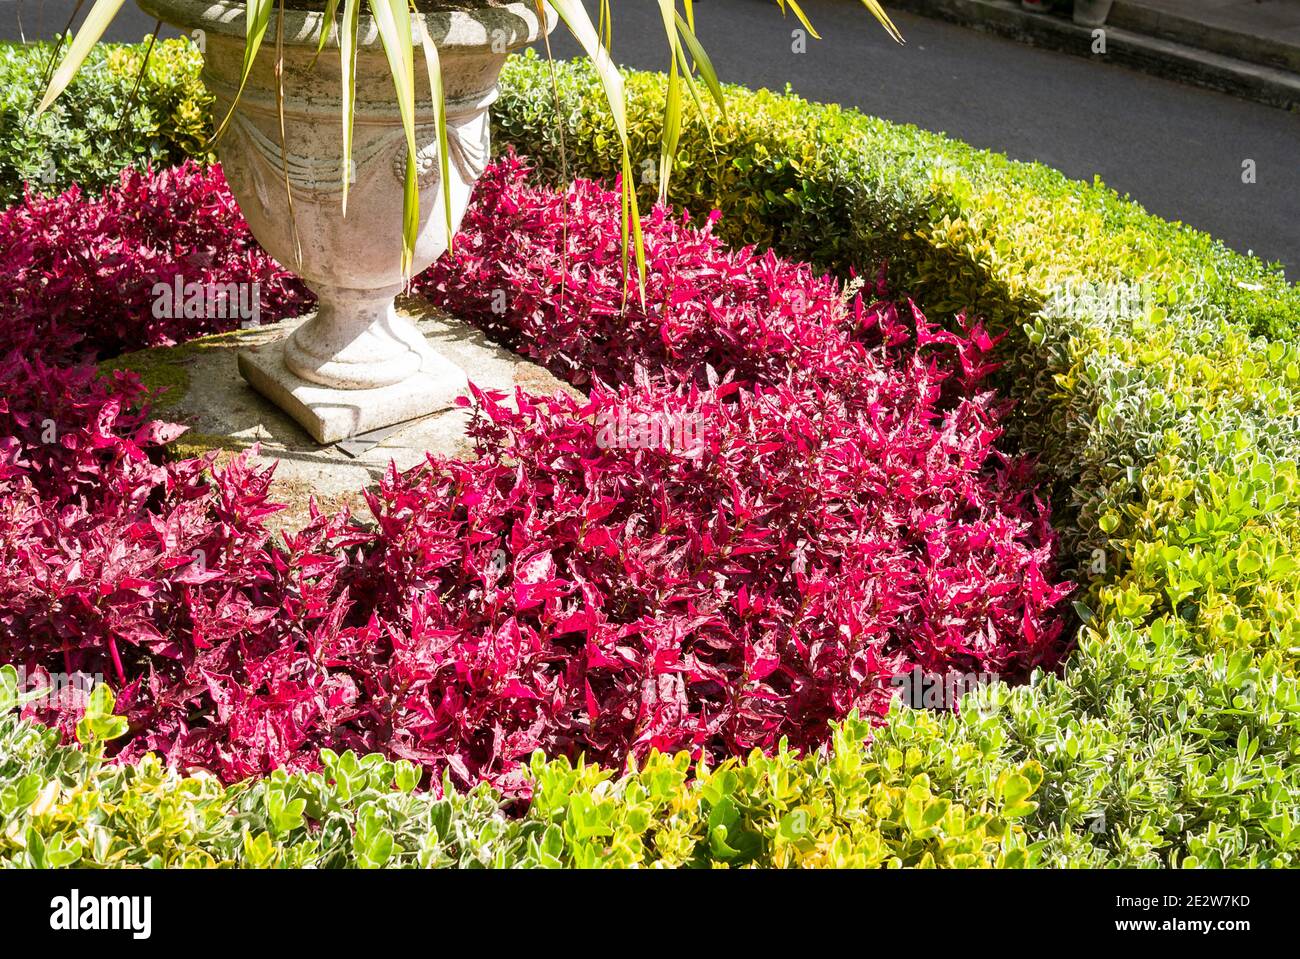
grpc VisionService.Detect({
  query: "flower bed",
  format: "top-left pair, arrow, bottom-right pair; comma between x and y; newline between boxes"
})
1,40 -> 1298,867
0,155 -> 1068,795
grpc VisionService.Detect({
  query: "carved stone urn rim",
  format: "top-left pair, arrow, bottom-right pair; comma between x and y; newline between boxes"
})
135,0 -> 550,50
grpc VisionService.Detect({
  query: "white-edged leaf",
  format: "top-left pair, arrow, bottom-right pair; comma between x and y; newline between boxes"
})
35,0 -> 129,115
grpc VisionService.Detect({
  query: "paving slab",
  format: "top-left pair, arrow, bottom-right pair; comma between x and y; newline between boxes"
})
102,298 -> 581,533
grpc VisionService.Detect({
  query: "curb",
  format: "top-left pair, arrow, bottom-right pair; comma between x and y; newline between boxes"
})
885,0 -> 1300,111
1109,1 -> 1300,75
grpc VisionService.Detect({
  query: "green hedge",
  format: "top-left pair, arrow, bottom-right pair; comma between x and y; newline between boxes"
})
1,670 -> 1037,868
0,39 -> 211,206
489,53 -> 1300,866
2,42 -> 1299,867
5,626 -> 1297,868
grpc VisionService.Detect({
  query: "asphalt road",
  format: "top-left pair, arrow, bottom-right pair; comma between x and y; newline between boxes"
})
4,0 -> 1298,274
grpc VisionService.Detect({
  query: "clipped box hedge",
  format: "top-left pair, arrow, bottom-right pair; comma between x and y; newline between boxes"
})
1,671 -> 1038,868
2,42 -> 1299,867
0,40 -> 211,207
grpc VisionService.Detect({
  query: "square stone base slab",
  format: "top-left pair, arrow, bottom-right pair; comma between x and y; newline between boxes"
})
237,337 -> 469,445
100,298 -> 581,533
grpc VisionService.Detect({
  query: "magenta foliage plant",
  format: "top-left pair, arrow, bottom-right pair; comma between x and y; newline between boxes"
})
0,161 -> 311,366
0,156 -> 1070,791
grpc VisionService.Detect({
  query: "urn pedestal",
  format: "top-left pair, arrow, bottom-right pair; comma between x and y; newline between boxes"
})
138,0 -> 554,443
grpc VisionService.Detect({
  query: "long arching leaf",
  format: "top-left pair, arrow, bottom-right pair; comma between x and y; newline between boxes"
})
368,0 -> 420,277
212,0 -> 275,142
274,0 -> 303,270
674,10 -> 725,116
338,0 -> 362,213
546,0 -> 626,143
858,0 -> 904,43
546,0 -> 644,302
674,42 -> 718,153
35,0 -> 128,115
777,0 -> 821,40
312,0 -> 342,64
414,7 -> 454,255
656,0 -> 682,203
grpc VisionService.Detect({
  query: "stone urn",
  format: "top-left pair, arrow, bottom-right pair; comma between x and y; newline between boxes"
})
137,0 -> 555,443
1072,0 -> 1114,27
